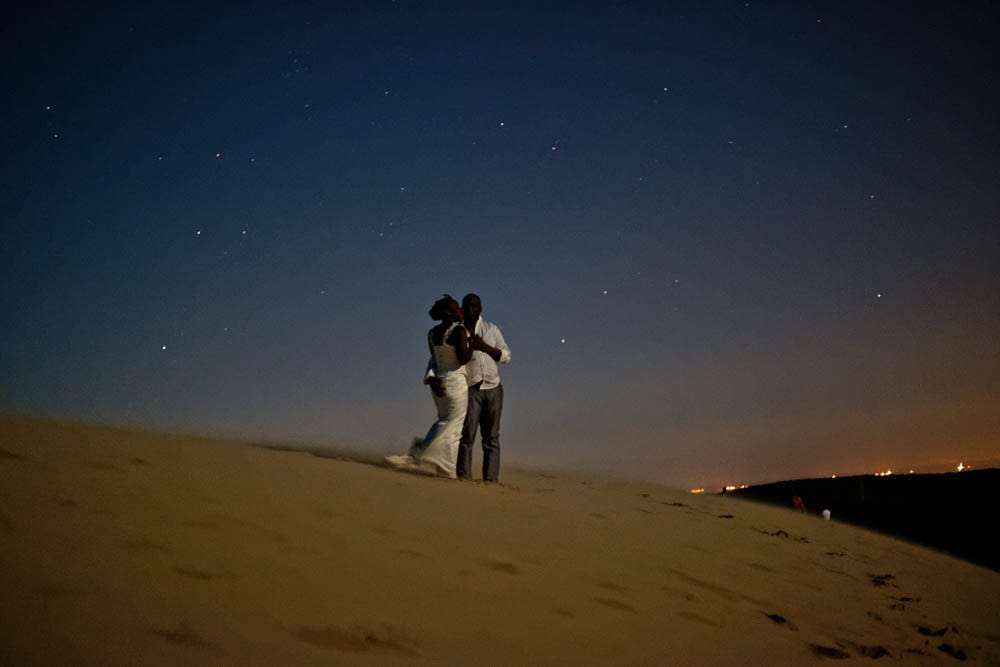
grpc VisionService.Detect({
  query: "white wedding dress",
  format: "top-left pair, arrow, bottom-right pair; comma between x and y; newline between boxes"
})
387,322 -> 468,478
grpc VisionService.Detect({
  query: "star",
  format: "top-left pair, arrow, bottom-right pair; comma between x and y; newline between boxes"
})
196,230 -> 202,236
499,121 -> 505,126
602,289 -> 608,295
560,338 -> 566,344
215,152 -> 221,158
161,345 -> 167,350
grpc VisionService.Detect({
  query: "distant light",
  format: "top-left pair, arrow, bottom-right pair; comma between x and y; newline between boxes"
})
725,485 -> 737,492
161,345 -> 167,350
957,462 -> 965,472
215,152 -> 221,158
908,469 -> 914,474
560,338 -> 566,344
830,474 -> 837,479
689,488 -> 705,494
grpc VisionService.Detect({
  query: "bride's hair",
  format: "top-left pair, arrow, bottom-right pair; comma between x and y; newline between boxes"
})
429,294 -> 458,320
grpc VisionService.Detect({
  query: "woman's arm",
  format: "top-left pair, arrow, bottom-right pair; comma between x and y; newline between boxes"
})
450,325 -> 473,365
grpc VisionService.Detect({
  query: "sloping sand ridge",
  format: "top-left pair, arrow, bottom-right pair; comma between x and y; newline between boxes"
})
2,415 -> 998,665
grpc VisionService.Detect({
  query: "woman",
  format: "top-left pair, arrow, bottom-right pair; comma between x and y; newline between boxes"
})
386,295 -> 472,478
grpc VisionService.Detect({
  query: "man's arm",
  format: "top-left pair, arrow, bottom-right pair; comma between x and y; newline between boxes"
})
474,323 -> 510,364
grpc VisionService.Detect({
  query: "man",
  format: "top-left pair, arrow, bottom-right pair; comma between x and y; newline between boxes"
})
425,293 -> 511,481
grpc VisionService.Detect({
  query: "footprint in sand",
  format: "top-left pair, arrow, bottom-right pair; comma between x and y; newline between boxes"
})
121,538 -> 171,552
936,643 -> 968,660
593,597 -> 637,613
760,529 -> 809,543
809,640 -> 891,660
661,586 -> 697,602
679,611 -> 721,627
151,623 -> 214,649
666,569 -> 764,606
746,562 -> 775,573
868,573 -> 897,588
808,643 -> 851,659
597,581 -> 630,592
292,625 -> 417,656
848,643 -> 890,659
889,595 -> 918,611
761,612 -> 798,631
485,561 -> 521,575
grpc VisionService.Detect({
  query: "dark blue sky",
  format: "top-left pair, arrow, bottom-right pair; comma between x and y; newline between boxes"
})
3,1 -> 998,489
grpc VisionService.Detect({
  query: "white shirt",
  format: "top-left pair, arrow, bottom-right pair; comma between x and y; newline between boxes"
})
425,317 -> 511,390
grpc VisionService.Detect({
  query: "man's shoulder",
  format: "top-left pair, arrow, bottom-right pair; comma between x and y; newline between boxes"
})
481,318 -> 504,333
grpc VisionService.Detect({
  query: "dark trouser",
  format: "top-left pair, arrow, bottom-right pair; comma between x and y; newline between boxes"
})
457,383 -> 503,481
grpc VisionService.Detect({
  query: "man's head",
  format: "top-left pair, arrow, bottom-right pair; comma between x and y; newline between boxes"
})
462,293 -> 482,324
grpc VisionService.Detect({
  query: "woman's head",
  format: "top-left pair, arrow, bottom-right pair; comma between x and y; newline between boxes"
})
429,294 -> 462,322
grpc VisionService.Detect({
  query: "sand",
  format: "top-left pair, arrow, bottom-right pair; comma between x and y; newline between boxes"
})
2,414 -> 998,665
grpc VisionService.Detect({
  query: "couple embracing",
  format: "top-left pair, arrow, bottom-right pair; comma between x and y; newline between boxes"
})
386,293 -> 511,480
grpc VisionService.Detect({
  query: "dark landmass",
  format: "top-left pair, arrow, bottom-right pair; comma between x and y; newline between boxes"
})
728,469 -> 999,572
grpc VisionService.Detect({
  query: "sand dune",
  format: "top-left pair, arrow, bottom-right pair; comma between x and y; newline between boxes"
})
2,414 -> 998,665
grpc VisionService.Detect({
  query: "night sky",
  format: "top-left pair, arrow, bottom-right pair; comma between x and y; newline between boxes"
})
3,2 -> 998,490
